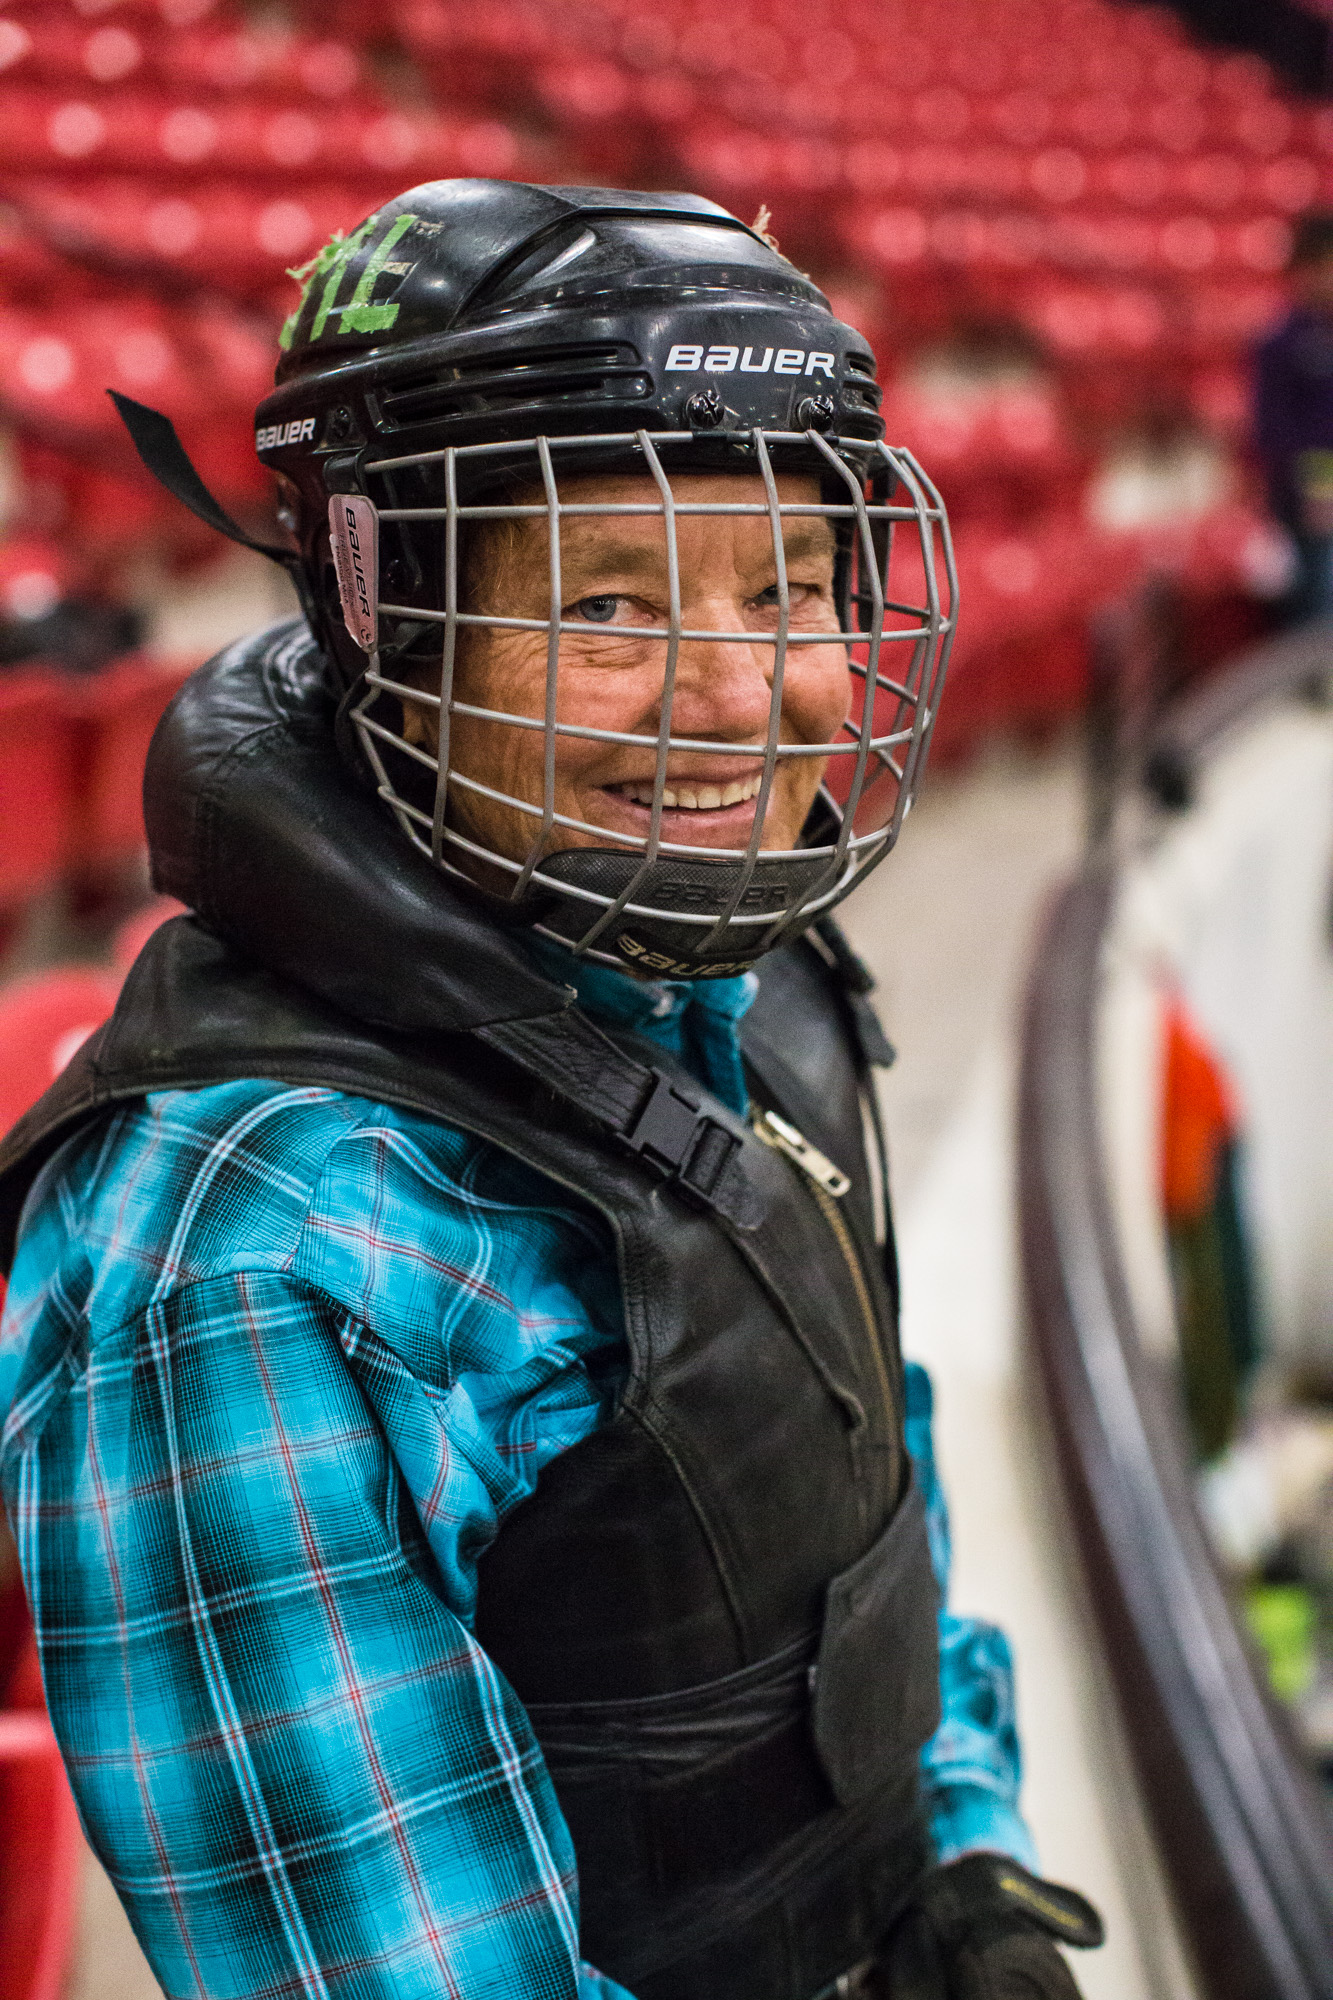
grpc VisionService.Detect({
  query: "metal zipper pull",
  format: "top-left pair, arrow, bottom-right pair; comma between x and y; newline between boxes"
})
752,1108 -> 852,1198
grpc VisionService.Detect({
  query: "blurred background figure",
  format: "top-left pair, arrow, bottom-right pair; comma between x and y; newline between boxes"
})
1254,208 -> 1333,622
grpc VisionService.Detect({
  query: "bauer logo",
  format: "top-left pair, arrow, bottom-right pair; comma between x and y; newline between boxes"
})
327,495 -> 378,654
664,343 -> 835,378
255,417 -> 317,452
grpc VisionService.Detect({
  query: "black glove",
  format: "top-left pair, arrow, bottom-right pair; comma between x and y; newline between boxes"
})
877,1854 -> 1105,1999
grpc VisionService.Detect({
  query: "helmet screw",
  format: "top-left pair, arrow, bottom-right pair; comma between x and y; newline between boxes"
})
684,388 -> 725,430
327,406 -> 354,442
796,394 -> 836,432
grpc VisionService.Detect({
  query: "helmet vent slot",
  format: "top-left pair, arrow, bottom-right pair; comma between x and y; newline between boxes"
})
377,345 -> 648,429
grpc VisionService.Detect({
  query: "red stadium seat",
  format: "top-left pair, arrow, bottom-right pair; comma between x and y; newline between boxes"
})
1098,149 -> 1171,208
0,535 -> 71,623
0,966 -> 119,1134
161,26 -> 366,103
927,510 -> 1139,757
0,1587 -> 80,2000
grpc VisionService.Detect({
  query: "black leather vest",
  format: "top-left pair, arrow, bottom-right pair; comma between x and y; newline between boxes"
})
0,623 -> 940,2000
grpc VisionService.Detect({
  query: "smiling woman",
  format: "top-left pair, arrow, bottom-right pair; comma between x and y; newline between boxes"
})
0,175 -> 1116,2000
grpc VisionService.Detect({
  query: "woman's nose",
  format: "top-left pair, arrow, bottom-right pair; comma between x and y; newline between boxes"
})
663,608 -> 779,741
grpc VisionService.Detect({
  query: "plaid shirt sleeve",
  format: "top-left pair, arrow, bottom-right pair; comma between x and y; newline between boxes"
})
1,1081 -> 633,2000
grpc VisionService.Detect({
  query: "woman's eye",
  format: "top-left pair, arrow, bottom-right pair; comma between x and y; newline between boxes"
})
572,594 -> 621,623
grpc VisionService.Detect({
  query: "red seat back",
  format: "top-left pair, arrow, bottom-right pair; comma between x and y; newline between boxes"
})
0,670 -> 76,913
0,967 -> 119,1136
0,1583 -> 80,2000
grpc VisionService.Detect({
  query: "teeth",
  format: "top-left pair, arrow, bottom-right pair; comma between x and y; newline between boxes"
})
618,775 -> 762,810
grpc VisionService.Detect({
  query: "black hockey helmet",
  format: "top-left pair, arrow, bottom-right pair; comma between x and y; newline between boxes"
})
256,181 -> 892,685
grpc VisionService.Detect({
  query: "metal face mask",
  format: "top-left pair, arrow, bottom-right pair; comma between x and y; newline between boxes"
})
339,426 -> 954,978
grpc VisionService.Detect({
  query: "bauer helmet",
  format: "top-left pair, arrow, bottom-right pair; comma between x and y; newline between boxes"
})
129,179 -> 956,978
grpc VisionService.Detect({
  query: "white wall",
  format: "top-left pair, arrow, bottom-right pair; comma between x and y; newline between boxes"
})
894,1052 -> 1201,2000
1109,704 -> 1333,1366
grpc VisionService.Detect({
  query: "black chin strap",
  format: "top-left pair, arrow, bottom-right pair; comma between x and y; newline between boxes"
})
109,391 -> 296,568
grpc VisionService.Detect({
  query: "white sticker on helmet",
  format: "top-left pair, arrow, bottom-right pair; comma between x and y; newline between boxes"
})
328,495 -> 378,653
255,416 -> 317,452
663,342 -> 836,378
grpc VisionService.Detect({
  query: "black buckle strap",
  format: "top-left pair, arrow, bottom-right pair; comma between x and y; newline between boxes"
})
623,1068 -> 741,1202
477,1020 -> 746,1215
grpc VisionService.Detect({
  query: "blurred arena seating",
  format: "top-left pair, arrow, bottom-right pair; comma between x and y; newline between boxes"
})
0,0 -> 1312,790
0,960 -> 119,1132
3,7 -> 1333,1993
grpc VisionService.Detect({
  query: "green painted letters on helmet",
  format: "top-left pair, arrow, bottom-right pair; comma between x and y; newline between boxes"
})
279,213 -> 421,353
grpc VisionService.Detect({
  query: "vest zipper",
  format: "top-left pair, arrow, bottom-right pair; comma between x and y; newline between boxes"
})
751,1108 -> 901,1496
751,1108 -> 852,1197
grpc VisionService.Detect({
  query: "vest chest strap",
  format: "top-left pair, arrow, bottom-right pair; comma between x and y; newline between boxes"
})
478,1014 -> 749,1216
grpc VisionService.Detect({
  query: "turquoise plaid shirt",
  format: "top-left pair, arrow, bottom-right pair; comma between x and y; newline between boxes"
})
0,942 -> 1034,2000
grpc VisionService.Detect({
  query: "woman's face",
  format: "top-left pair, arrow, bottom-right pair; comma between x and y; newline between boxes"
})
402,469 -> 852,876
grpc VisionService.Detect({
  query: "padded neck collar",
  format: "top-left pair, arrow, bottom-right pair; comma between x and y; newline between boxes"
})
143,617 -> 574,1034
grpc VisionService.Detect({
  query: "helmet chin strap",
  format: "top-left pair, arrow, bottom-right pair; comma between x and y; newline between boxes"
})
109,391 -> 298,571
527,791 -> 850,979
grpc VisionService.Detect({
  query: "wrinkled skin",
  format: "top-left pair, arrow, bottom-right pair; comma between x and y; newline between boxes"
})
401,471 -> 851,875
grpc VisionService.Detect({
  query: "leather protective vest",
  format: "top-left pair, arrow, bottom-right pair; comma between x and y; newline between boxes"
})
0,622 -> 940,2000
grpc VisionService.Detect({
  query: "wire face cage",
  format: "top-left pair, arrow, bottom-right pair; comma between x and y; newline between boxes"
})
336,426 -> 956,976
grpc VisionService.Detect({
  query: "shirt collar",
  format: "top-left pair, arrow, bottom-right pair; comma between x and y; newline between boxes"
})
522,933 -> 757,1039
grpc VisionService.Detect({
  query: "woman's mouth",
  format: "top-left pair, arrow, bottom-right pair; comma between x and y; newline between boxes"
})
612,773 -> 763,811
